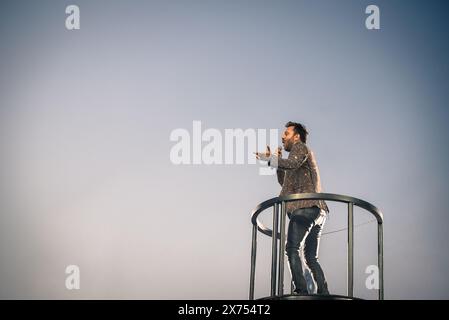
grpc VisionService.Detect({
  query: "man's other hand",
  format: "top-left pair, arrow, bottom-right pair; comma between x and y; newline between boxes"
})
254,145 -> 272,161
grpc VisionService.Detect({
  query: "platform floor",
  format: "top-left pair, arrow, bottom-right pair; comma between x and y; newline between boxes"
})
257,294 -> 362,300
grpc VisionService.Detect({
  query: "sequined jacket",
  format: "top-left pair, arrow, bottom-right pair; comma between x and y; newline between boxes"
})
269,141 -> 329,214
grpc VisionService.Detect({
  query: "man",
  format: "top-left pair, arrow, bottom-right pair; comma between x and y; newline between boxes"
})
255,121 -> 330,295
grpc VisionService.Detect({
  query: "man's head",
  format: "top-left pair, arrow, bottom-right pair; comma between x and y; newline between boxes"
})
281,121 -> 308,151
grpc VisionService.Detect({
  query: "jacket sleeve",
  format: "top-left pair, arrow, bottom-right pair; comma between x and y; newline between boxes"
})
276,168 -> 285,186
269,142 -> 309,170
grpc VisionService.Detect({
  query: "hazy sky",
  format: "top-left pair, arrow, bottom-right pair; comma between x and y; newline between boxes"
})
1,0 -> 448,299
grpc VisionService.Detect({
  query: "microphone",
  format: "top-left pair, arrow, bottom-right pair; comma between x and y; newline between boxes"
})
276,146 -> 283,156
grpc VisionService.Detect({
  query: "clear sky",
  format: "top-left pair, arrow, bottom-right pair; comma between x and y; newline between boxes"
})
1,0 -> 448,299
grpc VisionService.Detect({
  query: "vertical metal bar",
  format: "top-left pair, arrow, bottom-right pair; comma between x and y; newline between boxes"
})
277,201 -> 286,296
270,203 -> 279,297
347,202 -> 354,297
378,223 -> 384,300
249,223 -> 257,300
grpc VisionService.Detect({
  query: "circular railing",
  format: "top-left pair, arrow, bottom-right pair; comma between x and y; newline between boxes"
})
249,193 -> 384,300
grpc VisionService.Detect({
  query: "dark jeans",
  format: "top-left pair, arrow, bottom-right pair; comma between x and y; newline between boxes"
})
286,206 -> 329,295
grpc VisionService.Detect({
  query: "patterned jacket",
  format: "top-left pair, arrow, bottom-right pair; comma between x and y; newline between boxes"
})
269,141 -> 329,214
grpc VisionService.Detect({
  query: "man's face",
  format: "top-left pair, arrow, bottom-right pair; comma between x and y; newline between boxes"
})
281,126 -> 300,152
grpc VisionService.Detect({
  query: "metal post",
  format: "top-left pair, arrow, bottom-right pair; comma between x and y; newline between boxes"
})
277,201 -> 286,296
378,223 -> 384,300
348,202 -> 354,297
270,203 -> 279,297
249,223 -> 257,300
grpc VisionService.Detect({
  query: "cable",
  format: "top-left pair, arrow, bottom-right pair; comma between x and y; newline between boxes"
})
322,219 -> 377,236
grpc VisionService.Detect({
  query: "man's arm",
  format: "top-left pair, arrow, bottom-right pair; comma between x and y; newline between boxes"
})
269,142 -> 309,170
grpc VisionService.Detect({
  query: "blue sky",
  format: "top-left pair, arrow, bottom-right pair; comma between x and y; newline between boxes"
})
0,0 -> 448,299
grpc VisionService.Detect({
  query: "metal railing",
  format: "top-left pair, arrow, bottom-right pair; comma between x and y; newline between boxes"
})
249,193 -> 384,300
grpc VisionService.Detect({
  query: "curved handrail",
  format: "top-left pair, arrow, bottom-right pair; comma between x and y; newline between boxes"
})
250,193 -> 383,238
249,192 -> 384,300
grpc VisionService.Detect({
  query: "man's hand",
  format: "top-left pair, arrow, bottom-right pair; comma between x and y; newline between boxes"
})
275,147 -> 282,158
255,145 -> 281,161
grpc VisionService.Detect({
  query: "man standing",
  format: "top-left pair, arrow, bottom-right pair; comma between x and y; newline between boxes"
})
256,121 -> 330,295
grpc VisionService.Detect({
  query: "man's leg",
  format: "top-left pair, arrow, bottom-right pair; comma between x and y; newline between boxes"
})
285,208 -> 314,294
304,215 -> 329,295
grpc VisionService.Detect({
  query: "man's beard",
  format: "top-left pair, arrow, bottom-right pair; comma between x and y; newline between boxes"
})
283,140 -> 292,152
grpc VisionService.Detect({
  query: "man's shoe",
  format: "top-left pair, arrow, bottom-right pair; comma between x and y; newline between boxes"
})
293,290 -> 309,295
317,289 -> 330,295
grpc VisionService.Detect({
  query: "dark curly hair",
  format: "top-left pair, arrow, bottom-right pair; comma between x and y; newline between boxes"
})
285,121 -> 309,144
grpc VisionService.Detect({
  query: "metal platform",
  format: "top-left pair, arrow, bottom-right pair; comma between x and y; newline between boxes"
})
249,193 -> 384,300
258,294 -> 362,301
